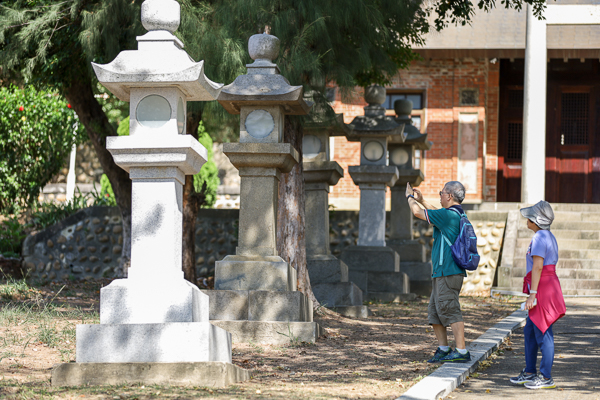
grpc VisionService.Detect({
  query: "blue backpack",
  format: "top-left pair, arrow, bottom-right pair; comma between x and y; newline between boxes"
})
441,208 -> 480,271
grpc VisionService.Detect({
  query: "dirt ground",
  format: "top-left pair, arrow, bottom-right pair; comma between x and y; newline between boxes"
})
0,279 -> 522,399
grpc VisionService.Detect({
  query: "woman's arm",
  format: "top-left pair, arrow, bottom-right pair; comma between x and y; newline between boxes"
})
526,255 -> 544,310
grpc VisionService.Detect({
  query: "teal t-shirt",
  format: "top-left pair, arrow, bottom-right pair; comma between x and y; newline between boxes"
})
425,206 -> 467,278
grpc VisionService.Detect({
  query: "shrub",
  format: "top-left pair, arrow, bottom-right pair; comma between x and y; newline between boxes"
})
0,85 -> 86,214
0,217 -> 26,258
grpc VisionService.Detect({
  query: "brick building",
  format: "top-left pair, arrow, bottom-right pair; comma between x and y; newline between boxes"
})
329,1 -> 600,209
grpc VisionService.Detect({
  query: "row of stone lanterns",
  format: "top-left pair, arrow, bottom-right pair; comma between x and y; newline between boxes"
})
388,100 -> 433,296
338,86 -> 412,302
302,97 -> 368,318
52,0 -> 432,388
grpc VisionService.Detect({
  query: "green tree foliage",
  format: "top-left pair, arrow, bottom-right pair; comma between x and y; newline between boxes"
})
194,123 -> 218,208
0,85 -> 85,214
101,117 -> 218,208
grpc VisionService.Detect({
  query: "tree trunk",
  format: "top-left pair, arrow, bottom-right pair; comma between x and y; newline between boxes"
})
181,108 -> 203,284
277,117 -> 319,307
64,77 -> 132,277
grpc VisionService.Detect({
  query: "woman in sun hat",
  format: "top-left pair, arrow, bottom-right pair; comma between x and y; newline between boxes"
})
509,200 -> 566,390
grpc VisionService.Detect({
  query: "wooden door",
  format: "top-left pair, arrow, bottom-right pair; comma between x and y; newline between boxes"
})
497,85 -> 524,202
546,86 -> 595,203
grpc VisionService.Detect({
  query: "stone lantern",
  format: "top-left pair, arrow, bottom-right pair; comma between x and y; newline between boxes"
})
339,85 -> 414,302
302,97 -> 368,318
205,33 -> 322,344
52,0 -> 248,387
387,99 -> 433,296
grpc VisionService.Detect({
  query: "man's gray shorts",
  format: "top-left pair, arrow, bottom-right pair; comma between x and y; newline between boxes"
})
428,274 -> 464,327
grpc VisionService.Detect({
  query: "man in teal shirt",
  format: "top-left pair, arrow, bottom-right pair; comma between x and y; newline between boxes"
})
406,181 -> 470,363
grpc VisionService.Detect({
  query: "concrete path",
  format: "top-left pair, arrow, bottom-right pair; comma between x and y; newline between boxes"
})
452,297 -> 600,400
397,309 -> 528,400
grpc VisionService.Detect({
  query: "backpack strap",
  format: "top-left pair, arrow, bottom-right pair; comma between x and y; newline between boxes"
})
439,233 -> 453,265
448,207 -> 465,218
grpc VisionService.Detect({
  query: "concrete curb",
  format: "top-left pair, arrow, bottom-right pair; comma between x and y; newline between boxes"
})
396,309 -> 527,400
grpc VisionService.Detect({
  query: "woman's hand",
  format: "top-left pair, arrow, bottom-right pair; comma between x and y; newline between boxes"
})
526,294 -> 537,310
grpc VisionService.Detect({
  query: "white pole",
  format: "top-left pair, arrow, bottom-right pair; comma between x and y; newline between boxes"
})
521,4 -> 547,204
66,123 -> 78,202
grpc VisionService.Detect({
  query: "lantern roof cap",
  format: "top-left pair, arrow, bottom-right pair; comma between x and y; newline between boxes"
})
217,33 -> 310,115
394,99 -> 432,150
91,0 -> 223,102
345,85 -> 406,142
303,92 -> 351,136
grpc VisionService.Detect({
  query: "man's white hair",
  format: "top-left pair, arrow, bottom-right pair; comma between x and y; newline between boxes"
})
444,181 -> 465,204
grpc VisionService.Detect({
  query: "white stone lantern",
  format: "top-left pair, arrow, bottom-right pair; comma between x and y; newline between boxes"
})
52,0 -> 249,387
91,0 -> 222,283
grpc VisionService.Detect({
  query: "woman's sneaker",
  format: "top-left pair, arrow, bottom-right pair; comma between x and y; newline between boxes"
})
524,374 -> 556,389
427,347 -> 451,363
509,369 -> 537,384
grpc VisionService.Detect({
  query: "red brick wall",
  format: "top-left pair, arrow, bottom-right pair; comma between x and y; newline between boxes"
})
329,58 -> 500,206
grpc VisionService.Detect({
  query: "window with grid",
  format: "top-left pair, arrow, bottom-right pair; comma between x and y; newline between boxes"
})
384,93 -> 423,110
561,93 -> 589,145
508,89 -> 523,108
507,122 -> 523,161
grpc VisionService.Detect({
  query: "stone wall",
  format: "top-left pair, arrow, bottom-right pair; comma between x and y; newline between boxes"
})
22,207 -> 123,281
21,207 -> 507,295
462,212 -> 507,294
21,207 -> 432,281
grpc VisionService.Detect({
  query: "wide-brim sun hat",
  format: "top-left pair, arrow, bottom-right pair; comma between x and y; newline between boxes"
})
520,200 -> 554,230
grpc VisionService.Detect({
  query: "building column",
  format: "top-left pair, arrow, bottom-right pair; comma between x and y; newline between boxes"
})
521,4 -> 547,203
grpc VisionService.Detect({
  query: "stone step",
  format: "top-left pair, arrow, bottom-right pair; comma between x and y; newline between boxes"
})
510,277 -> 600,290
516,221 -> 600,230
312,282 -> 363,307
562,289 -> 600,296
511,246 -> 600,259
549,211 -> 600,222
493,286 -> 600,296
465,210 -> 509,222
517,229 -> 599,240
515,248 -> 600,260
210,320 -> 325,345
201,290 -> 313,322
516,238 -> 600,250
478,202 -> 600,212
510,266 -> 600,280
513,258 -> 600,270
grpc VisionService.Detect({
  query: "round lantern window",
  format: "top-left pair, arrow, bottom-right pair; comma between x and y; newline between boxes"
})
363,141 -> 384,162
136,95 -> 171,129
303,135 -> 322,159
245,110 -> 275,139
